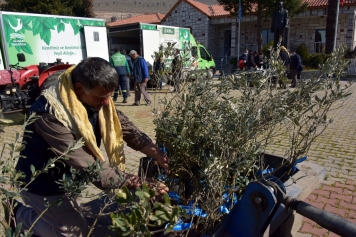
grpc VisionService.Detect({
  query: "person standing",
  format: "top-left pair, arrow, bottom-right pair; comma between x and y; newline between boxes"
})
154,57 -> 165,90
238,49 -> 248,71
246,50 -> 257,70
122,49 -> 133,97
271,1 -> 289,48
171,49 -> 182,92
129,50 -> 152,106
279,46 -> 290,67
110,47 -> 130,103
289,48 -> 303,88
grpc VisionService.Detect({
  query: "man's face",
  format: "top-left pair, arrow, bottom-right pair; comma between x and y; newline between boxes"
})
130,53 -> 138,60
74,83 -> 114,111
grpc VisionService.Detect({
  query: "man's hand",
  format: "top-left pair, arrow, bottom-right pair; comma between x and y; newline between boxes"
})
124,174 -> 169,194
144,78 -> 149,83
140,143 -> 170,172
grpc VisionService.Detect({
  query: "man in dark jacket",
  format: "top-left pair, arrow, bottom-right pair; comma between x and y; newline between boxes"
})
110,47 -> 130,103
289,48 -> 303,87
129,50 -> 151,106
246,51 -> 257,70
11,57 -> 168,236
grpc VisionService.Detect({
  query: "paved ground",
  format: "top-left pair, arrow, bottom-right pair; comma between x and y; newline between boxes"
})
1,79 -> 356,236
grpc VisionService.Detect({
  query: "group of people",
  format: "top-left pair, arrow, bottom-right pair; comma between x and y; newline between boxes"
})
110,48 -> 151,106
238,46 -> 303,88
154,48 -> 183,93
238,49 -> 266,71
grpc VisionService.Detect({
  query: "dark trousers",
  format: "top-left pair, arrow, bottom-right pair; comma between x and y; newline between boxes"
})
134,81 -> 151,105
114,75 -> 128,101
290,69 -> 298,86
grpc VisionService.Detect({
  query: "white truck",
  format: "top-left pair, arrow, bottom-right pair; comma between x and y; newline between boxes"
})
107,22 -> 216,75
0,11 -> 109,69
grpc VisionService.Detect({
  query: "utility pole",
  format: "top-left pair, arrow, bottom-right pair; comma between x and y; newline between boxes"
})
333,0 -> 340,51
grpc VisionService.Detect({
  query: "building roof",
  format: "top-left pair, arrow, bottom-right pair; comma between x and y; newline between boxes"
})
107,13 -> 165,27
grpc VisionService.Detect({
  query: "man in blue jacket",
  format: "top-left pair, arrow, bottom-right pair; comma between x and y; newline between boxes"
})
129,50 -> 151,106
110,47 -> 130,103
289,48 -> 303,88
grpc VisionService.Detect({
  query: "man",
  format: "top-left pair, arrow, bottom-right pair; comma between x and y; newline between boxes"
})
256,52 -> 264,69
238,49 -> 248,70
110,47 -> 130,103
129,50 -> 152,106
171,49 -> 182,93
246,50 -> 257,70
289,48 -> 303,88
11,57 -> 168,236
271,1 -> 289,48
122,49 -> 133,97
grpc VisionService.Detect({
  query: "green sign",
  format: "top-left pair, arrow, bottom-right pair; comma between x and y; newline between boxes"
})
162,27 -> 175,35
141,24 -> 157,30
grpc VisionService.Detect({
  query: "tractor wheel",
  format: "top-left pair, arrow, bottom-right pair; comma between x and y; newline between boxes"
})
40,70 -> 67,91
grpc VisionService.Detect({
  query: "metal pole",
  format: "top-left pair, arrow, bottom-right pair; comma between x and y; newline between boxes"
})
333,0 -> 340,51
237,0 -> 241,59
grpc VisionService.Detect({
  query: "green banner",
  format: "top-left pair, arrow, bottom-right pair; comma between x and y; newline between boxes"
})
2,13 -> 105,65
141,24 -> 157,30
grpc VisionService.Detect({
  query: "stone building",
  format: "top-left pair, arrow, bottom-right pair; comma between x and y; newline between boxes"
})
160,0 -> 356,63
108,0 -> 356,68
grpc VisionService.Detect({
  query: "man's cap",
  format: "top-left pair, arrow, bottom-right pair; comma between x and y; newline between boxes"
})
129,50 -> 137,55
290,48 -> 296,53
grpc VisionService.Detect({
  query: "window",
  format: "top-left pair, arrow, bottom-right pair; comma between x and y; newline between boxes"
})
200,47 -> 209,60
261,29 -> 274,46
315,29 -> 326,53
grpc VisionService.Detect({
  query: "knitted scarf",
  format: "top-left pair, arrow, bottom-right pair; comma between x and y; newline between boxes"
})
42,65 -> 126,171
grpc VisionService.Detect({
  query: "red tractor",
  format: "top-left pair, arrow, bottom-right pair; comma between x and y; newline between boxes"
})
0,53 -> 72,120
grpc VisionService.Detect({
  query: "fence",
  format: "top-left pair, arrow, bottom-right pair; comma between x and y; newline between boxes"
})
347,58 -> 356,75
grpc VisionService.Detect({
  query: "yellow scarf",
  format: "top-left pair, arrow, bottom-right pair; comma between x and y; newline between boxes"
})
42,65 -> 126,171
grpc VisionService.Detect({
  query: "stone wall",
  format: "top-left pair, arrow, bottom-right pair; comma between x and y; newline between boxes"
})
161,1 -> 210,48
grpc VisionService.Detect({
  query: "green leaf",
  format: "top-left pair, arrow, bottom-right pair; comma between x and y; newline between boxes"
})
44,18 -> 55,30
135,190 -> 146,200
162,193 -> 170,205
57,23 -> 65,33
32,18 -> 43,36
15,45 -> 21,52
21,44 -> 34,55
52,18 -> 61,26
30,165 -> 35,174
155,209 -> 170,222
142,182 -> 149,193
20,16 -> 32,25
40,27 -> 52,45
24,24 -> 32,31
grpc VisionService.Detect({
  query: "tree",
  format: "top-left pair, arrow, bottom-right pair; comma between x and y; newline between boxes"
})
2,0 -> 94,17
217,0 -> 308,52
325,0 -> 338,54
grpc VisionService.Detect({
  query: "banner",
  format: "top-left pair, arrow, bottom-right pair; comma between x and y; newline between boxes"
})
1,12 -> 105,66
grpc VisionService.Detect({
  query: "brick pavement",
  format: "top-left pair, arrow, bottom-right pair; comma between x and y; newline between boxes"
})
1,82 -> 356,236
